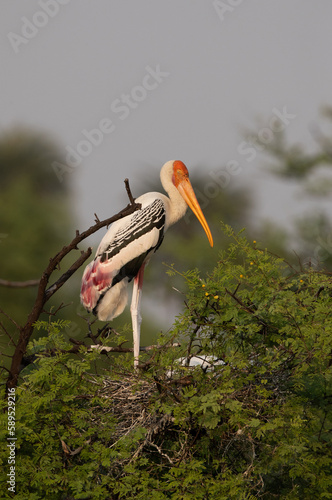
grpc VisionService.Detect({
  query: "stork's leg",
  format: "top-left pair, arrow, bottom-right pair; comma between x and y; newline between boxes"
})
130,263 -> 145,368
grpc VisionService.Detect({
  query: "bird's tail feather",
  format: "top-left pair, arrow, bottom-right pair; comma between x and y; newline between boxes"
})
96,279 -> 129,321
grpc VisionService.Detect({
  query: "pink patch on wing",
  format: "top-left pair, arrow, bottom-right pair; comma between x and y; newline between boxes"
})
80,257 -> 115,311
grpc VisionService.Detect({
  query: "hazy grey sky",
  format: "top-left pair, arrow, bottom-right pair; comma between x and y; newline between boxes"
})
2,1 -> 332,237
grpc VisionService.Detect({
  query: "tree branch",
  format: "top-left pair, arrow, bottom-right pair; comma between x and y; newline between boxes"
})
0,279 -> 40,288
45,249 -> 92,300
5,185 -> 141,392
88,343 -> 181,354
124,178 -> 136,205
19,342 -> 182,369
225,288 -> 256,314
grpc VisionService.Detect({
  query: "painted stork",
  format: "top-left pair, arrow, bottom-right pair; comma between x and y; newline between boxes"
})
80,160 -> 213,367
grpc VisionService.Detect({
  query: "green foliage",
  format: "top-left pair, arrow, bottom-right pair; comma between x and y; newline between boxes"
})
252,107 -> 332,270
1,320 -> 119,499
1,227 -> 332,498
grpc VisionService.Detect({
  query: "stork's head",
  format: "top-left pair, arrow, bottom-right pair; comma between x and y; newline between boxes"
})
162,160 -> 213,247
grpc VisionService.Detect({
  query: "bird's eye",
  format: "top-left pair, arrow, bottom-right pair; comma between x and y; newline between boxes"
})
172,161 -> 188,186
176,169 -> 187,181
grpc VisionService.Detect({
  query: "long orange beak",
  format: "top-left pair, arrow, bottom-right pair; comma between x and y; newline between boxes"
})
177,177 -> 214,247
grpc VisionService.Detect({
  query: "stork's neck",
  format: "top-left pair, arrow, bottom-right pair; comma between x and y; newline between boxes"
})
164,181 -> 188,227
160,162 -> 188,228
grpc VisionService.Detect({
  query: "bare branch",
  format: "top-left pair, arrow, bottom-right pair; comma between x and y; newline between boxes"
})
0,278 -> 40,288
124,178 -> 136,205
0,308 -> 21,331
315,286 -> 325,300
5,184 -> 141,392
0,321 -> 17,347
45,249 -> 92,300
42,302 -> 70,317
89,345 -> 133,354
88,343 -> 181,354
17,341 -> 182,370
0,365 -> 10,374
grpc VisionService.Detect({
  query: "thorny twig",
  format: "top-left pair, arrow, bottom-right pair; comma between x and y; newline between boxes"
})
124,178 -> 136,205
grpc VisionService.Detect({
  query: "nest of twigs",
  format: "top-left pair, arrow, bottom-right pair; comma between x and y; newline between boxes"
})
99,375 -> 157,439
96,374 -> 176,464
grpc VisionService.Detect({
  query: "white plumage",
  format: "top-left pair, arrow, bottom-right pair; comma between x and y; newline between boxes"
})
81,160 -> 213,366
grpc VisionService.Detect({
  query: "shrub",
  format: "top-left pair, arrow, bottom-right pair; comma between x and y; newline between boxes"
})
1,226 -> 331,499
